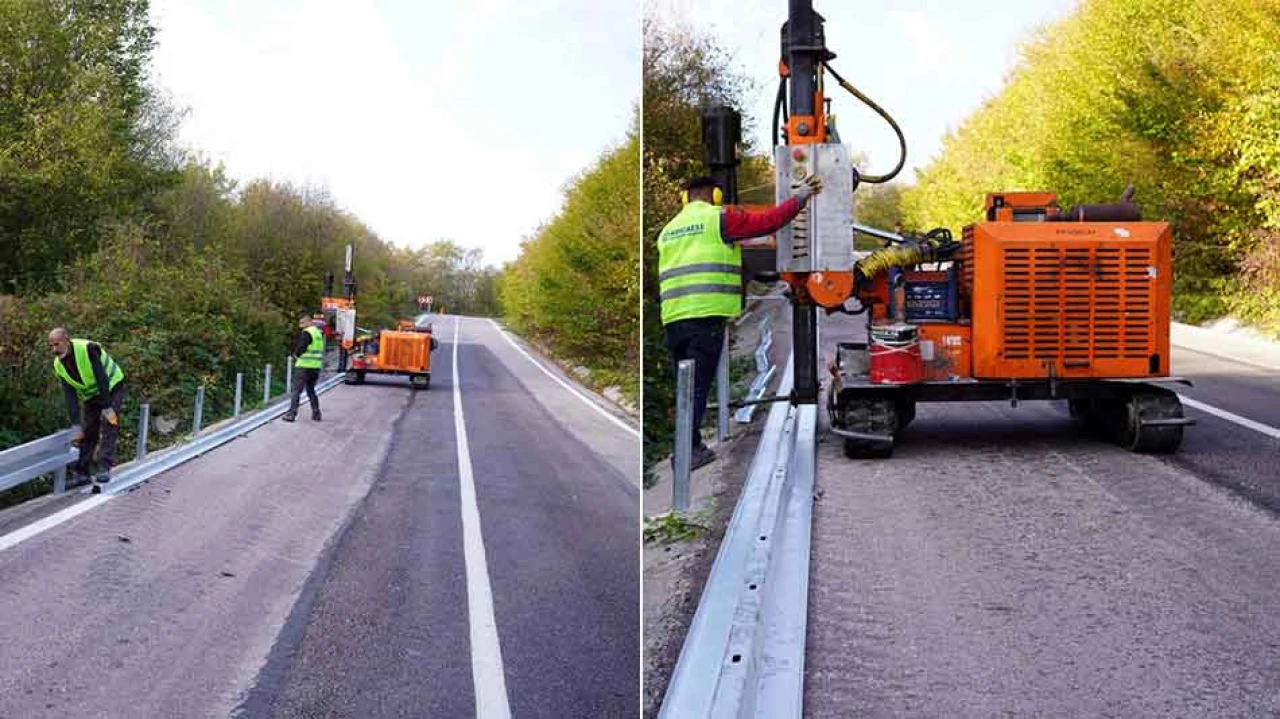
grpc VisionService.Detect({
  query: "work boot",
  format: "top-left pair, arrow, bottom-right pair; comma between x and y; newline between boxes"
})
281,413 -> 297,423
690,444 -> 717,470
91,471 -> 111,494
311,410 -> 322,422
670,444 -> 717,473
67,471 -> 92,490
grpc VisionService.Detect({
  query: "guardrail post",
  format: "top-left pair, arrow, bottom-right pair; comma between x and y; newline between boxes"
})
53,465 -> 66,494
136,402 -> 150,461
673,359 -> 694,514
286,356 -> 293,395
233,373 -> 243,417
717,331 -> 730,442
263,364 -> 272,406
192,385 -> 205,436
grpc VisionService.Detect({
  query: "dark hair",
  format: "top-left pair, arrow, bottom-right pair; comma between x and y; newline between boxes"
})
683,176 -> 722,192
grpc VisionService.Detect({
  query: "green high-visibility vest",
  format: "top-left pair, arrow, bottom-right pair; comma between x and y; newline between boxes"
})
52,339 -> 125,402
296,326 -> 325,369
657,201 -> 742,325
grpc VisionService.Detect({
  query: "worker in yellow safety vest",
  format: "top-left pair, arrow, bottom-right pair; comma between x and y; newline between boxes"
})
657,174 -> 822,469
283,315 -> 325,422
48,328 -> 126,493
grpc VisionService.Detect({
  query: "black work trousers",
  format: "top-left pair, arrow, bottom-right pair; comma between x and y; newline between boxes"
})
665,316 -> 726,452
288,367 -> 321,416
76,382 -> 126,475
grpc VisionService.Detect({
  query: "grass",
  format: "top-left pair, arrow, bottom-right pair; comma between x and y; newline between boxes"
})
643,510 -> 711,544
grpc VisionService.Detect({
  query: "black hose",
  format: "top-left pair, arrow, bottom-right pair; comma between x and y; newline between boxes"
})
771,76 -> 789,148
822,62 -> 906,184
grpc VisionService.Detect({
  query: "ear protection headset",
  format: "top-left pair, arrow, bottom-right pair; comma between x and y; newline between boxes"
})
681,186 -> 724,206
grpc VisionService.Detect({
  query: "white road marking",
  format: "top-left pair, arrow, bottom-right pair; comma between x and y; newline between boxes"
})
1179,395 -> 1280,440
0,494 -> 111,553
487,318 -> 640,438
453,318 -> 513,719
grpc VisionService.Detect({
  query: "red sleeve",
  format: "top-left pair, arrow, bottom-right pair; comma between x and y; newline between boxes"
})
721,197 -> 802,241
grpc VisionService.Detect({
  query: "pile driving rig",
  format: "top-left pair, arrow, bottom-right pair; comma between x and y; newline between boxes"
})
763,0 -> 1192,458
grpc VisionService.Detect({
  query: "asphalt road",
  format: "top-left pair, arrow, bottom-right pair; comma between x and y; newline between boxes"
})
0,315 -> 639,718
805,312 -> 1280,718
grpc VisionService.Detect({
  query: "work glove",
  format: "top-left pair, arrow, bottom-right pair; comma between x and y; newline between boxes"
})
102,407 -> 118,427
793,173 -> 824,204
70,425 -> 84,446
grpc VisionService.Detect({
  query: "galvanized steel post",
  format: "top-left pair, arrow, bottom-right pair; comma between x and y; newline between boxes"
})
263,365 -> 272,406
136,402 -> 150,461
673,359 -> 694,513
233,373 -> 243,417
717,331 -> 730,442
192,386 -> 205,436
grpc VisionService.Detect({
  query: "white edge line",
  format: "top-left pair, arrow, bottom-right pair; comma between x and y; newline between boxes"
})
0,495 -> 111,552
453,318 -> 513,719
487,318 -> 640,438
1178,394 -> 1280,440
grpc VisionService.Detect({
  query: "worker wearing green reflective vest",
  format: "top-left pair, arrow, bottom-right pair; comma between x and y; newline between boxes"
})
658,174 -> 823,469
284,315 -> 325,422
48,328 -> 126,493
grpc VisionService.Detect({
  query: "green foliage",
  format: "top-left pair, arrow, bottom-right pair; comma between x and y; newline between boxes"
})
0,3 -> 502,463
642,19 -> 761,465
902,0 -> 1280,337
498,133 -> 640,402
643,510 -> 709,544
0,0 -> 178,294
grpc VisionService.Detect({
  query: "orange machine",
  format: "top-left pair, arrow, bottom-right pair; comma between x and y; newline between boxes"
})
828,191 -> 1191,458
345,319 -> 438,390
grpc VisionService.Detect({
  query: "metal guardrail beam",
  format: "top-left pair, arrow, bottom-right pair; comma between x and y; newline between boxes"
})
104,373 -> 344,497
736,314 -> 775,424
0,430 -> 79,495
659,350 -> 817,718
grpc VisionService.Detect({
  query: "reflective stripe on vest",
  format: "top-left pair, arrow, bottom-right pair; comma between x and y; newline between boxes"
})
296,326 -> 325,369
657,202 -> 741,325
52,339 -> 124,402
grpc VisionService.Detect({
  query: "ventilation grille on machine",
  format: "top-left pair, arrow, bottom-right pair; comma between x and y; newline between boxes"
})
380,332 -> 428,370
1001,245 -> 1154,363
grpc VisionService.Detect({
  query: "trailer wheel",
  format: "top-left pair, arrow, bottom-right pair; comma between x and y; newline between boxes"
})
1117,390 -> 1185,453
836,396 -> 897,459
410,374 -> 430,390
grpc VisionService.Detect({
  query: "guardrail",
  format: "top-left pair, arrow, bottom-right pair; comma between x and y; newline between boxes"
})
0,350 -> 344,502
105,372 -> 344,496
659,352 -> 817,718
736,313 -> 776,424
0,429 -> 80,495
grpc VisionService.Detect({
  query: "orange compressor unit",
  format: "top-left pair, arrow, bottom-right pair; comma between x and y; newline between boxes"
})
828,191 -> 1192,458
345,319 -> 438,390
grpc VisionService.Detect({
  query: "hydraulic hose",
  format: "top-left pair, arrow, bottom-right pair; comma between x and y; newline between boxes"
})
771,76 -> 788,148
854,228 -> 958,282
821,62 -> 906,184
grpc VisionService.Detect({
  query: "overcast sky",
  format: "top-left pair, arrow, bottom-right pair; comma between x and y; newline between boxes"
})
150,0 -> 639,266
649,0 -> 1077,178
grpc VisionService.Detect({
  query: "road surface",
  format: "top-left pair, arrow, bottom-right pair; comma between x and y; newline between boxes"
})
805,312 -> 1280,717
0,315 -> 639,718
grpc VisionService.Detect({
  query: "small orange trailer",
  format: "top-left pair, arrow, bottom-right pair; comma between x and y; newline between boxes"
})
345,319 -> 438,389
